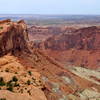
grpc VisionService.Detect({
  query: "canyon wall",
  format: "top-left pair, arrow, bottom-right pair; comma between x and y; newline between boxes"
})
44,26 -> 100,50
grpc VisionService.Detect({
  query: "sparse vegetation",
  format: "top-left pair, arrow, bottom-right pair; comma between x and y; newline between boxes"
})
0,98 -> 6,100
28,71 -> 32,76
27,90 -> 31,95
6,76 -> 19,92
12,76 -> 18,82
0,27 -> 3,30
5,68 -> 9,72
7,85 -> 13,92
20,89 -> 23,93
0,76 -> 19,92
14,82 -> 20,87
27,80 -> 31,85
6,80 -> 13,87
0,77 -> 5,86
15,72 -> 18,74
6,80 -> 13,92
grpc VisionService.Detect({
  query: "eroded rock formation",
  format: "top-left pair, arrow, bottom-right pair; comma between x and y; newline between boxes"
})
0,19 -> 47,100
0,19 -> 29,56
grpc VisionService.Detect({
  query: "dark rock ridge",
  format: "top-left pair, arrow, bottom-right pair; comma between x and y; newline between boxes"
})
0,19 -> 29,56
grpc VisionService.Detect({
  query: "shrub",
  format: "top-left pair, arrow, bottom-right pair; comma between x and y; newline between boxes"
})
5,68 -> 9,72
6,81 -> 13,92
27,80 -> 31,85
7,86 -> 13,92
0,27 -> 3,30
28,71 -> 32,76
15,72 -> 18,74
0,77 -> 5,86
14,82 -> 20,87
0,98 -> 6,100
12,76 -> 18,82
20,89 -> 23,93
27,90 -> 31,95
6,80 -> 13,87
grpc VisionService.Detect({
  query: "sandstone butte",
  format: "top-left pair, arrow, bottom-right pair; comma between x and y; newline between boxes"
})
0,19 -> 100,100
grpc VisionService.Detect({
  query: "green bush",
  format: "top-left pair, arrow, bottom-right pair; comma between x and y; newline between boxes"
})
0,77 -> 5,86
6,81 -> 13,92
7,86 -> 13,92
28,71 -> 32,76
12,76 -> 18,82
6,80 -> 13,87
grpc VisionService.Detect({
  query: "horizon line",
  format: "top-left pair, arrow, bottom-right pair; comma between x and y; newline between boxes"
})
0,14 -> 100,16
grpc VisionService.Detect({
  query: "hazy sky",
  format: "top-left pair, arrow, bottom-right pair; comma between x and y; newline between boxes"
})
0,0 -> 100,14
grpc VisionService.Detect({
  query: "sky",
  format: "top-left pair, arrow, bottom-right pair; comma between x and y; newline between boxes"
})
0,0 -> 100,15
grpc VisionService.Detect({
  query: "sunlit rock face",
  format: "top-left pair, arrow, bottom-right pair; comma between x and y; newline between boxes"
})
0,19 -> 29,56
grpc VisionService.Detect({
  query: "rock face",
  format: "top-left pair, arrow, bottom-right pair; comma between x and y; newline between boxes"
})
44,26 -> 100,50
0,19 -> 29,56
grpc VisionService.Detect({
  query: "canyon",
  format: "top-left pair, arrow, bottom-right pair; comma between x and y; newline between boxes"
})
29,25 -> 100,69
0,19 -> 99,100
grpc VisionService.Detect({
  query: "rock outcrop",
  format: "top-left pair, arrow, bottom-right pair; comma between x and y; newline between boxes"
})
0,19 -> 29,56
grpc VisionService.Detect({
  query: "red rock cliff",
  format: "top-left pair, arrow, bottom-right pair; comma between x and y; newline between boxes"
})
0,19 -> 29,56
